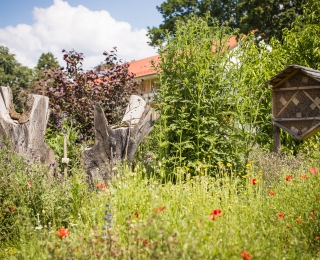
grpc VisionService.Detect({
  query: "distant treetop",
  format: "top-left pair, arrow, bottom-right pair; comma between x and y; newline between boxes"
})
36,52 -> 60,71
147,0 -> 307,47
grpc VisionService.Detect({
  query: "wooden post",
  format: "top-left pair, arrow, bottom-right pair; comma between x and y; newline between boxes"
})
273,124 -> 281,153
62,135 -> 69,176
152,111 -> 157,121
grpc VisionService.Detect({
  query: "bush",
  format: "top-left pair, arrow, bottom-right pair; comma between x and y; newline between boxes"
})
38,48 -> 139,140
153,15 -> 275,175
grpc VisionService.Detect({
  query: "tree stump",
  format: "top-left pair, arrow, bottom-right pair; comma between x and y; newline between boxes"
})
0,86 -> 55,166
82,95 -> 158,182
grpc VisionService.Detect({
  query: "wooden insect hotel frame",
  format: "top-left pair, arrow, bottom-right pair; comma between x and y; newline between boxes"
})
265,65 -> 320,152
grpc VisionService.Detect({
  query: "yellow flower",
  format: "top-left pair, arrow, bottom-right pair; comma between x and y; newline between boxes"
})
227,163 -> 232,167
246,163 -> 251,167
201,172 -> 204,175
186,167 -> 190,171
242,175 -> 247,178
197,161 -> 201,165
207,155 -> 211,158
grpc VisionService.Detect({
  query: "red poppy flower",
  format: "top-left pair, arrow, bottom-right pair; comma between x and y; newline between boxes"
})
316,236 -> 320,240
278,213 -> 285,219
56,228 -> 70,239
240,250 -> 251,260
250,178 -> 258,185
142,239 -> 150,247
154,206 -> 166,213
300,174 -> 307,179
214,209 -> 222,216
210,209 -> 222,220
268,190 -> 275,196
9,206 -> 14,212
135,212 -> 139,218
285,175 -> 293,181
296,217 -> 303,222
310,168 -> 317,174
97,183 -> 106,190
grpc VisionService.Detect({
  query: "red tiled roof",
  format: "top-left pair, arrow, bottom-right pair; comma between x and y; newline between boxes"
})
128,55 -> 160,77
212,35 -> 238,52
128,35 -> 238,78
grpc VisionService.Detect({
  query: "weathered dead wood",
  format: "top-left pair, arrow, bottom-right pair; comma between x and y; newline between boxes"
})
82,96 -> 158,182
0,86 -> 55,166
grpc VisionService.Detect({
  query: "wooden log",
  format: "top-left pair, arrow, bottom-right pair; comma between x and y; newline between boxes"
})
82,97 -> 159,182
273,124 -> 281,153
0,86 -> 55,167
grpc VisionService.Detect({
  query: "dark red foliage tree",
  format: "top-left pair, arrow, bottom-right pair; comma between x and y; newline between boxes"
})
38,48 -> 139,140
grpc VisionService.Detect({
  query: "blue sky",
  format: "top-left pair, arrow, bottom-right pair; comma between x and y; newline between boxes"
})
0,0 -> 163,30
0,0 -> 164,69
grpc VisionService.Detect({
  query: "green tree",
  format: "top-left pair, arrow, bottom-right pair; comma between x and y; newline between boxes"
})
33,52 -> 60,93
237,0 -> 306,41
270,0 -> 320,70
147,0 -> 306,46
0,46 -> 33,112
148,0 -> 238,46
36,52 -> 60,71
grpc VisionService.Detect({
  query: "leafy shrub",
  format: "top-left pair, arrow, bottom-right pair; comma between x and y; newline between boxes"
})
38,48 -> 139,140
153,15 -> 275,175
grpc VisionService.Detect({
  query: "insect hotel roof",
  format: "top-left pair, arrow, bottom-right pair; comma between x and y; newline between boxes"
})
265,65 -> 320,140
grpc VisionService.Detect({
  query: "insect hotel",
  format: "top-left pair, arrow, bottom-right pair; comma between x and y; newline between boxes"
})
265,65 -> 320,152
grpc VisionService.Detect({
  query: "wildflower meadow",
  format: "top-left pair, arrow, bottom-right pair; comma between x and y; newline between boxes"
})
1,3 -> 320,259
0,140 -> 320,259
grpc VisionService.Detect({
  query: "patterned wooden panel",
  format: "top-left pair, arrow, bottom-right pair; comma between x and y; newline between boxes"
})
272,71 -> 320,140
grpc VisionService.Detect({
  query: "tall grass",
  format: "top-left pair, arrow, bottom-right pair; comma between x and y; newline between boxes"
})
1,140 -> 319,259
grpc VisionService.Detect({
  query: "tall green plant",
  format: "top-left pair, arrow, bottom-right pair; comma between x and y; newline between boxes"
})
153,15 -> 280,175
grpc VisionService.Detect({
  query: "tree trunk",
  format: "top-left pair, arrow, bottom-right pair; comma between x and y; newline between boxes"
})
82,96 -> 158,182
0,86 -> 55,167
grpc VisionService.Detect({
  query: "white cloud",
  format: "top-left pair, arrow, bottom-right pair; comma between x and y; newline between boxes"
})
0,0 -> 157,69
